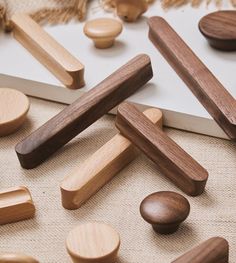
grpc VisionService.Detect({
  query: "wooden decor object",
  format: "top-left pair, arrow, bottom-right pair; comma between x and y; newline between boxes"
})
0,186 -> 35,225
115,0 -> 148,22
115,102 -> 209,196
66,222 -> 120,263
11,13 -> 85,89
0,253 -> 39,263
60,108 -> 163,210
148,16 -> 236,141
15,54 -> 153,169
172,237 -> 229,263
0,88 -> 30,136
84,18 -> 123,49
140,191 -> 190,234
199,11 -> 236,51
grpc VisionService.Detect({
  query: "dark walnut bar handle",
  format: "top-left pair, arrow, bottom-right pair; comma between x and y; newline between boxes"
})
115,102 -> 208,196
148,16 -> 236,141
16,54 -> 153,169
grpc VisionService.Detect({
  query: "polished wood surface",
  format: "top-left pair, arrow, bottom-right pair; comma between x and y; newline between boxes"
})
60,108 -> 163,210
66,222 -> 120,263
0,186 -> 35,225
11,13 -> 85,89
0,88 -> 30,136
0,253 -> 39,263
115,102 -> 208,196
84,18 -> 123,48
199,11 -> 236,51
148,16 -> 236,141
140,191 -> 190,234
172,237 -> 229,263
15,54 -> 153,169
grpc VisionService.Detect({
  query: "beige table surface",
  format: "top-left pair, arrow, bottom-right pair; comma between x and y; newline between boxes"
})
0,97 -> 235,263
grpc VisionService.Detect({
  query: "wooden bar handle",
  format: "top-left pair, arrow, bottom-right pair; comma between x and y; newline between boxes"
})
11,13 -> 85,89
115,102 -> 208,196
60,108 -> 163,210
172,237 -> 229,263
15,54 -> 153,169
148,16 -> 236,141
0,253 -> 39,263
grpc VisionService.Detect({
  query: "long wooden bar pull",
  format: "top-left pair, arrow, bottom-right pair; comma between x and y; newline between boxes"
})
11,13 -> 85,90
172,237 -> 229,263
60,108 -> 163,210
115,102 -> 208,196
148,16 -> 236,141
0,253 -> 39,263
15,54 -> 153,169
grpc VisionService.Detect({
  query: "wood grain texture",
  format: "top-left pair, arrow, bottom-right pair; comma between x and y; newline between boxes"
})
0,88 -> 30,136
15,54 -> 153,169
115,102 -> 208,196
172,237 -> 229,263
0,253 -> 39,263
0,186 -> 35,225
148,16 -> 236,141
199,11 -> 236,51
140,191 -> 190,234
60,108 -> 163,210
11,13 -> 85,90
66,222 -> 120,263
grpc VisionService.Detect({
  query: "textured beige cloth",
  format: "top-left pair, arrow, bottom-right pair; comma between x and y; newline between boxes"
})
0,97 -> 235,262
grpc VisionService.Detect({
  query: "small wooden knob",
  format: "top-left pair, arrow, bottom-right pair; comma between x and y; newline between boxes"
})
115,0 -> 148,22
84,18 -> 123,49
0,88 -> 30,136
0,253 -> 38,263
140,191 -> 190,234
66,222 -> 120,263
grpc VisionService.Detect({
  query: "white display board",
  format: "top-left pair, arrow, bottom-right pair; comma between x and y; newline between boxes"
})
0,2 -> 235,139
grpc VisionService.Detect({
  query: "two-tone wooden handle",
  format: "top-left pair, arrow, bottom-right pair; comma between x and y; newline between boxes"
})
172,237 -> 229,263
148,16 -> 236,141
11,13 -> 85,89
115,102 -> 208,196
15,54 -> 153,169
60,108 -> 162,210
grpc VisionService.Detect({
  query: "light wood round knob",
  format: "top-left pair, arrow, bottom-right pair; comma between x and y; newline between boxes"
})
0,253 -> 39,263
0,88 -> 30,136
84,18 -> 123,49
66,222 -> 120,263
140,191 -> 190,234
115,0 -> 148,22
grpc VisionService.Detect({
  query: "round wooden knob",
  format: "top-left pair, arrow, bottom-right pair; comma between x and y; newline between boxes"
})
0,88 -> 30,136
0,253 -> 38,263
115,0 -> 148,22
140,191 -> 190,234
66,222 -> 120,263
199,11 -> 236,51
84,18 -> 123,49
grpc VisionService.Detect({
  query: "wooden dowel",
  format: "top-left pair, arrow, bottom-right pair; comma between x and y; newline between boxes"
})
115,102 -> 209,196
60,108 -> 163,210
15,54 -> 153,169
148,16 -> 236,141
11,13 -> 85,89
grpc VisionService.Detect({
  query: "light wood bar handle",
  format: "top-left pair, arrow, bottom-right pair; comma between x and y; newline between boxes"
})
11,13 -> 85,90
148,16 -> 236,141
0,253 -> 39,263
60,108 -> 163,210
15,54 -> 153,169
172,237 -> 229,263
115,102 -> 209,196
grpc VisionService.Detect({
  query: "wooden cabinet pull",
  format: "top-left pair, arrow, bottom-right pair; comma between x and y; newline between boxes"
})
60,108 -> 162,210
11,13 -> 85,90
115,102 -> 208,196
15,54 -> 153,169
0,253 -> 39,263
148,16 -> 236,141
172,237 -> 229,263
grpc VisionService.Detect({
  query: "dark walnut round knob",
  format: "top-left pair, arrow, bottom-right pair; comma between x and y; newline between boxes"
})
140,191 -> 190,234
199,11 -> 236,51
